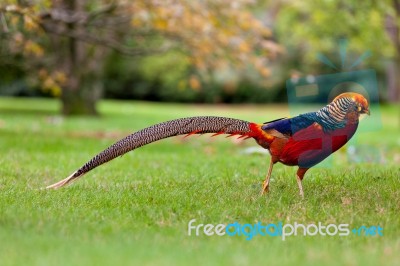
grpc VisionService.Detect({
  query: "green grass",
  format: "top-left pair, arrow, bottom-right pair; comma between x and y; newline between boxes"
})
0,97 -> 399,266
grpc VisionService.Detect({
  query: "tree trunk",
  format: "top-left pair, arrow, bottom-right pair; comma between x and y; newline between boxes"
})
385,1 -> 400,102
386,58 -> 400,102
53,0 -> 104,116
61,78 -> 102,116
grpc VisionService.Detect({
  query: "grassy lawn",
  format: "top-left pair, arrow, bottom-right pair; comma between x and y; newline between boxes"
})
0,97 -> 399,265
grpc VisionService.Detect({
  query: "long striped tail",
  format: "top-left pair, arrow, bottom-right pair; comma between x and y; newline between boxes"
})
46,116 -> 256,189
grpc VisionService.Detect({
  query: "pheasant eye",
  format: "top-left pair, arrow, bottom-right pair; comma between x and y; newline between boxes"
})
357,106 -> 362,112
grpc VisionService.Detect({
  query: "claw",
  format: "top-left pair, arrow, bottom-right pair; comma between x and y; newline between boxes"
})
261,181 -> 269,195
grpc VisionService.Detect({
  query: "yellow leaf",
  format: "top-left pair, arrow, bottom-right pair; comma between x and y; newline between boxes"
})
51,85 -> 62,97
24,40 -> 44,57
189,76 -> 201,91
260,67 -> 271,77
153,19 -> 168,30
24,15 -> 38,31
53,71 -> 67,85
239,42 -> 250,53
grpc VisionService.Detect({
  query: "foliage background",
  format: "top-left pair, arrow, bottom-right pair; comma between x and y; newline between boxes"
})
1,0 -> 399,110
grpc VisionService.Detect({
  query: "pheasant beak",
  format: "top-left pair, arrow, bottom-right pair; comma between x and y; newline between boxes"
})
358,105 -> 370,115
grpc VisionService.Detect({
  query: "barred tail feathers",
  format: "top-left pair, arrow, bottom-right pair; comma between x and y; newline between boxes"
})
46,116 -> 264,189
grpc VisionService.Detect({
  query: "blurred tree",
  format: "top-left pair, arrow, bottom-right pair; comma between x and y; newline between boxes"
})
0,0 -> 278,115
274,0 -> 400,102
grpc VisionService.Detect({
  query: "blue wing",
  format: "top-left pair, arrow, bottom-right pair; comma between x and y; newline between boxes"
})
261,112 -> 318,136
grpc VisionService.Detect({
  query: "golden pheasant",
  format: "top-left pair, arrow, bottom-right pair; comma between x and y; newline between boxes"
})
47,92 -> 370,196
